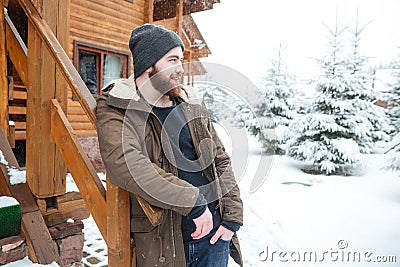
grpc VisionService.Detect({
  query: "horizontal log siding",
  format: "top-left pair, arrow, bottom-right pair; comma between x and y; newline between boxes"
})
67,0 -> 145,136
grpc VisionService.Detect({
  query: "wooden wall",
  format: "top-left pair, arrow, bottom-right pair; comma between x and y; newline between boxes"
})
6,0 -> 210,139
67,0 -> 146,136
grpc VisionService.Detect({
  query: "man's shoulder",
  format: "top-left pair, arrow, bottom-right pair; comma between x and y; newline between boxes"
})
97,75 -> 151,113
179,85 -> 203,105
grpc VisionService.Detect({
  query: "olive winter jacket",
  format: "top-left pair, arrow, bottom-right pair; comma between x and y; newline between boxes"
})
95,76 -> 243,266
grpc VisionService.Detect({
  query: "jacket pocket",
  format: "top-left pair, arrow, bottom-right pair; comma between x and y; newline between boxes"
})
131,216 -> 157,233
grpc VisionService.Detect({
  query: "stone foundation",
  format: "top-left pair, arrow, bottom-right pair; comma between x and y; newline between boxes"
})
49,220 -> 85,266
0,235 -> 27,265
77,136 -> 105,171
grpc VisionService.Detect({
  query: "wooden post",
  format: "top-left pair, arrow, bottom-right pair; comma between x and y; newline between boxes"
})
107,178 -> 132,267
26,0 -> 69,197
0,1 -> 10,139
188,50 -> 193,86
144,0 -> 154,23
176,0 -> 184,36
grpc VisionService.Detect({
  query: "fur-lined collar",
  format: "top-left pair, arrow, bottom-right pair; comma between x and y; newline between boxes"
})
103,74 -> 203,110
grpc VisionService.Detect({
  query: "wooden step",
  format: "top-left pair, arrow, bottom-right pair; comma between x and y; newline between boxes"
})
14,122 -> 26,130
67,106 -> 86,115
70,122 -> 95,131
15,131 -> 26,141
74,130 -> 97,136
67,114 -> 91,123
11,90 -> 27,100
9,106 -> 26,115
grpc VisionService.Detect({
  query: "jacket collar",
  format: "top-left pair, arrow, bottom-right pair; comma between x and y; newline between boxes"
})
103,74 -> 203,111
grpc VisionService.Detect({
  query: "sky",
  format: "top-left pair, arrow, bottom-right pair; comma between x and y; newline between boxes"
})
192,0 -> 400,85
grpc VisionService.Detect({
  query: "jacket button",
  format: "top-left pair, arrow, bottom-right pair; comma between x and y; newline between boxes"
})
159,256 -> 166,263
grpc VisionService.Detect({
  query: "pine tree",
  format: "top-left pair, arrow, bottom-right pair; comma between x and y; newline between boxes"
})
197,83 -> 255,127
250,44 -> 298,155
288,17 -> 364,175
385,52 -> 400,174
345,14 -> 392,148
387,54 -> 400,132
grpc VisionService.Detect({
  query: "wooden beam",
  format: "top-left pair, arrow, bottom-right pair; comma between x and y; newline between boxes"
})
50,99 -> 107,240
0,109 -> 18,170
38,192 -> 90,227
177,0 -> 184,37
21,212 -> 62,265
4,10 -> 27,56
188,50 -> 193,86
107,178 -> 132,267
54,0 -> 70,198
144,0 -> 154,23
17,0 -> 96,125
8,121 -> 15,148
26,0 -> 66,198
0,126 -> 62,266
4,8 -> 28,87
0,2 -> 10,141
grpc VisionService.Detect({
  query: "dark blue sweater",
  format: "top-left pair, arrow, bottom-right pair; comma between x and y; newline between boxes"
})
152,100 -> 222,243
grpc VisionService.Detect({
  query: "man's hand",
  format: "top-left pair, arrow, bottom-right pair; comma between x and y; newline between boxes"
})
210,225 -> 234,244
191,207 -> 213,239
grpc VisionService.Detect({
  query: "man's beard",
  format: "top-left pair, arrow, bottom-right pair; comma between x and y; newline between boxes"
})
149,67 -> 181,99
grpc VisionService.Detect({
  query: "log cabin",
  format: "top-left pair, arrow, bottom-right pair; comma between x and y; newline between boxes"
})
0,0 -> 218,266
5,0 -> 213,167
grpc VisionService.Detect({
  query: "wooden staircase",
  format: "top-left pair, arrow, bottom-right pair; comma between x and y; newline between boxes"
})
0,0 -> 163,266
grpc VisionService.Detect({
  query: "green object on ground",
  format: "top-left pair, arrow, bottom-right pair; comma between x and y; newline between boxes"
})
0,196 -> 22,239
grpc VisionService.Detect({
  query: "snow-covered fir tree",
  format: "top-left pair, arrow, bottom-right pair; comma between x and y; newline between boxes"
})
197,83 -> 255,127
288,18 -> 366,175
249,44 -> 298,155
385,53 -> 400,174
345,15 -> 393,147
386,55 -> 400,132
385,133 -> 400,175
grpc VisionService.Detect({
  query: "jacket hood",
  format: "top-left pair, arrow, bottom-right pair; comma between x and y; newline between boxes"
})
103,74 -> 203,111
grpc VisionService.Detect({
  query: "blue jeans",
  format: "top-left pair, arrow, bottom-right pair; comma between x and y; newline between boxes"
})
184,237 -> 230,267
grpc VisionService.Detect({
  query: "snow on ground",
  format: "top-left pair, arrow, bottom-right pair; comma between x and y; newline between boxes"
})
3,124 -> 400,267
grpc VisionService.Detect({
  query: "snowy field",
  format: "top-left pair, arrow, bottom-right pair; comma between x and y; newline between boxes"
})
4,124 -> 400,267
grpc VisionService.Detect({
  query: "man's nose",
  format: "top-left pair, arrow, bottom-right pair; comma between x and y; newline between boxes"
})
176,61 -> 184,74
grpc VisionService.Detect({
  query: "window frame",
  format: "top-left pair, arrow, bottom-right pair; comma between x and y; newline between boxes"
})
73,41 -> 131,96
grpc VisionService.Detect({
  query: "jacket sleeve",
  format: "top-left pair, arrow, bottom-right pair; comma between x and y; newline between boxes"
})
208,119 -> 243,226
96,97 -> 199,216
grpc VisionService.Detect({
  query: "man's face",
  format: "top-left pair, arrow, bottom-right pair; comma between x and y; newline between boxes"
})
149,46 -> 184,98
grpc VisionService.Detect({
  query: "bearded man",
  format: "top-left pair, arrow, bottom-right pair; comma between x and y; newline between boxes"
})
96,24 -> 243,267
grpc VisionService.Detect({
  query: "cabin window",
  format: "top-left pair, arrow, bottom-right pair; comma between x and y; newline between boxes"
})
74,42 -> 130,95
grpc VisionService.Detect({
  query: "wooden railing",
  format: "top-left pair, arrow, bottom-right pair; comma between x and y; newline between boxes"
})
4,10 -> 28,86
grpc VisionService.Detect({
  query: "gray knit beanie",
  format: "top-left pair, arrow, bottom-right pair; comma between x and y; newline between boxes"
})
129,24 -> 184,79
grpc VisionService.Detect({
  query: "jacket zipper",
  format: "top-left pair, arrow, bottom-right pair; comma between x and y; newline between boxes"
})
170,210 -> 176,258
